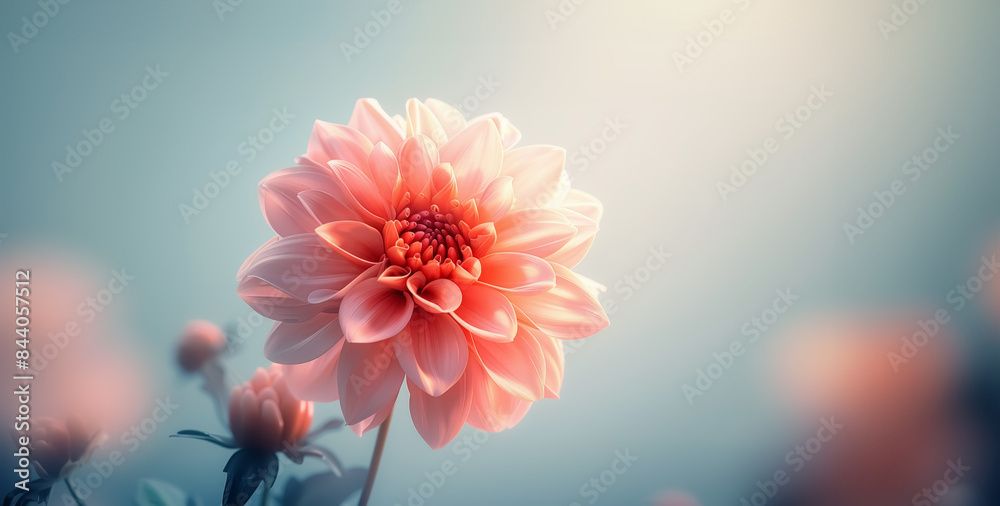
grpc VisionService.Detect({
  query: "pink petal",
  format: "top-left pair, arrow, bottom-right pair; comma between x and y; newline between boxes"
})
281,339 -> 344,402
396,135 -> 439,196
424,98 -> 466,139
508,264 -> 609,340
560,189 -> 603,222
468,222 -> 497,258
296,189 -> 363,227
478,252 -> 556,296
337,340 -> 405,425
259,165 -> 357,236
439,119 -> 502,201
264,313 -> 342,365
477,176 -> 514,223
534,330 -> 565,399
407,273 -> 463,313
408,373 -> 473,449
306,120 -> 373,172
339,278 -> 414,343
238,276 -> 325,323
368,143 -> 400,201
327,160 -> 392,225
394,310 -> 469,396
258,399 -> 285,451
473,325 -> 545,401
348,99 -> 404,149
238,233 -> 365,305
451,283 -> 517,342
315,221 -> 385,266
465,359 -> 531,432
405,98 -> 448,147
545,207 -> 599,268
493,208 -> 577,258
468,112 -> 521,150
348,398 -> 395,436
499,145 -> 566,209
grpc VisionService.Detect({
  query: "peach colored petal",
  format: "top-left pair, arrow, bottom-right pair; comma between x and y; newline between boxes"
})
315,221 -> 385,266
468,112 -> 521,150
405,98 -> 448,147
238,233 -> 365,304
478,252 -> 556,295
348,396 -> 396,436
509,264 -> 609,340
394,309 -> 469,396
560,188 -> 603,222
264,313 -> 342,365
472,324 -> 545,401
259,165 -> 358,236
348,98 -> 404,148
396,135 -> 439,196
430,163 -> 459,209
439,119 -> 502,201
407,373 -> 473,449
493,208 -> 577,258
406,272 -> 463,313
545,207 -> 599,268
477,176 -> 514,223
306,120 -> 373,172
327,160 -> 392,225
465,360 -> 530,432
337,340 -> 405,424
368,142 -> 400,201
282,339 -> 344,402
451,283 -> 517,342
536,330 -> 565,399
500,145 -> 566,209
424,98 -> 466,138
339,278 -> 414,343
237,277 -> 325,323
468,222 -> 497,257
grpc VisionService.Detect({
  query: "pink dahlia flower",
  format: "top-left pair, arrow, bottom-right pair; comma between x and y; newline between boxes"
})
229,366 -> 314,453
238,98 -> 609,448
177,319 -> 227,372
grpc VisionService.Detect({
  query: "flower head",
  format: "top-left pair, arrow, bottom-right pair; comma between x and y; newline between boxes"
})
229,366 -> 314,453
238,98 -> 609,448
30,417 -> 105,480
177,319 -> 227,372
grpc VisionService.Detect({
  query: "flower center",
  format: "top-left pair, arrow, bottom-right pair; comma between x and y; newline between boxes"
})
387,204 -> 472,279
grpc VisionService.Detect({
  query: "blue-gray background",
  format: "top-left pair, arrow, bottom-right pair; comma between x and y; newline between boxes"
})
2,1 -> 1000,505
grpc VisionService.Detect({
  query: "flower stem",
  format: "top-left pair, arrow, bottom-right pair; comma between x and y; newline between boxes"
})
261,483 -> 269,505
358,407 -> 394,506
65,478 -> 87,506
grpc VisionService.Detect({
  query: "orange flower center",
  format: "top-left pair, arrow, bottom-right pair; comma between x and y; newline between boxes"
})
386,204 -> 474,280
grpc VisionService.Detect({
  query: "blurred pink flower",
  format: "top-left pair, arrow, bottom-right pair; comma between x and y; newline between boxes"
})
229,366 -> 314,453
651,490 -> 700,506
237,98 -> 609,448
177,320 -> 227,372
30,416 -> 106,480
